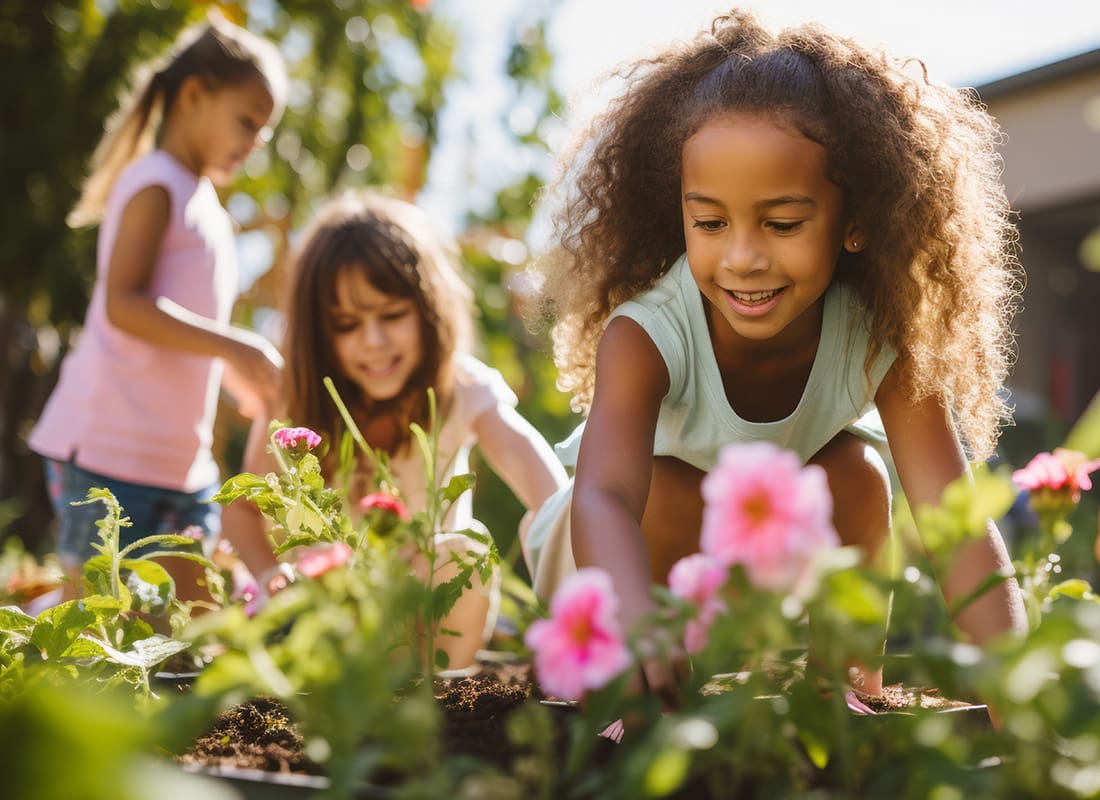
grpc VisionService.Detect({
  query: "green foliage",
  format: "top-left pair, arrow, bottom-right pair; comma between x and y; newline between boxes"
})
0,489 -> 214,699
0,681 -> 230,800
181,559 -> 440,798
517,445 -> 1100,799
185,388 -> 504,792
1063,391 -> 1100,457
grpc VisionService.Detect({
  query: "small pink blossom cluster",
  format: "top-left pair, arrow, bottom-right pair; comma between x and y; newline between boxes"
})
233,580 -> 262,617
1012,448 -> 1100,505
526,442 -> 840,696
667,553 -> 727,654
272,426 -> 322,451
524,568 -> 632,701
1013,448 -> 1100,525
359,492 -> 411,521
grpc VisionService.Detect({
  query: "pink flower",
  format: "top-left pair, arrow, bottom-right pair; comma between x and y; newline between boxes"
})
700,442 -> 839,592
667,553 -> 728,654
233,580 -> 262,617
359,492 -> 411,521
525,568 -> 632,701
1013,448 -> 1100,519
272,426 -> 322,451
297,542 -> 353,578
1013,449 -> 1100,499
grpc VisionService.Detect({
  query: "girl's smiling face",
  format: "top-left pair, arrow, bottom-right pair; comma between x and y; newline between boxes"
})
329,269 -> 423,402
681,112 -> 858,355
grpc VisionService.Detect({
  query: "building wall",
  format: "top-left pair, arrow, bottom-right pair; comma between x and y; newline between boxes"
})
982,61 -> 1100,426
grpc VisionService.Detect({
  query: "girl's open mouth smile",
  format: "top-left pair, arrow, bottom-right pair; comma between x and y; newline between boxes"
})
723,286 -> 785,316
361,357 -> 401,378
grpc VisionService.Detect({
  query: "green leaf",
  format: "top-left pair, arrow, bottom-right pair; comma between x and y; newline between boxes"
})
434,647 -> 450,671
914,468 -> 1016,556
119,558 -> 174,615
644,747 -> 691,795
431,569 -> 474,621
82,633 -> 192,670
30,601 -> 96,659
81,554 -> 114,597
1063,391 -> 1100,457
825,570 -> 889,625
0,606 -> 36,634
273,533 -> 323,555
77,594 -> 124,615
440,473 -> 476,505
212,472 -> 270,504
1048,578 -> 1096,601
798,728 -> 830,769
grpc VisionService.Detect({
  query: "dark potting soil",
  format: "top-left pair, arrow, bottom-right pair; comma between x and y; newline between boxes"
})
178,658 -> 988,783
179,694 -> 320,775
179,658 -> 548,777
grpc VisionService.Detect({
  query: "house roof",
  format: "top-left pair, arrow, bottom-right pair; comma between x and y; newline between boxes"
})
975,46 -> 1100,100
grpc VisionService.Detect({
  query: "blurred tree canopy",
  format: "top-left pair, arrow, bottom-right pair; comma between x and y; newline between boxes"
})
0,0 -> 578,571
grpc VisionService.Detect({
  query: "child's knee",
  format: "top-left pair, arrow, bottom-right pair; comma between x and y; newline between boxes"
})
642,457 -> 706,581
811,433 -> 891,559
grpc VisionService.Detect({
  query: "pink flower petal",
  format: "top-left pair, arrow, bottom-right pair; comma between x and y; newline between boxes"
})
297,542 -> 353,578
359,492 -> 411,521
525,568 -> 632,701
273,426 -> 322,451
700,442 -> 838,592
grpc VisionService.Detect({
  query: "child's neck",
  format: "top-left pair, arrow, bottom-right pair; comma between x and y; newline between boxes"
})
707,299 -> 824,423
359,411 -> 407,456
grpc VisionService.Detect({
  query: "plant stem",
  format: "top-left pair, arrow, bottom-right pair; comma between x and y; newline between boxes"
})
323,376 -> 398,493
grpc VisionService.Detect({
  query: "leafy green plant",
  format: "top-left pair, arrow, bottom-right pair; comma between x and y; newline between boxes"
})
0,489 -> 213,699
186,385 -> 504,792
524,437 -> 1100,799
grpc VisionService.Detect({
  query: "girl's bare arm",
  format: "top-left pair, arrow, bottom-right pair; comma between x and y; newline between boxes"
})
104,185 -> 282,409
876,363 -> 1028,646
472,403 -> 568,514
572,317 -> 669,633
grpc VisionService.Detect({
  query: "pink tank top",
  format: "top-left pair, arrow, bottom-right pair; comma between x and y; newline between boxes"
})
29,150 -> 238,492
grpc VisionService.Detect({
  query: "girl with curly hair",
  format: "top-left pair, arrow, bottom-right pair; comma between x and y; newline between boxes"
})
524,8 -> 1028,709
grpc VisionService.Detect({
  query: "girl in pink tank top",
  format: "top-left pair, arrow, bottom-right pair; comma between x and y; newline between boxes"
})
29,13 -> 287,610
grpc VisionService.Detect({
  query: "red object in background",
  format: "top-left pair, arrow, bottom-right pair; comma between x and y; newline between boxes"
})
1048,353 -> 1076,422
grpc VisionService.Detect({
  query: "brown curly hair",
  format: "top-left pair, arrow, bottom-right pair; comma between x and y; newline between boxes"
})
533,8 -> 1020,460
281,191 -> 474,466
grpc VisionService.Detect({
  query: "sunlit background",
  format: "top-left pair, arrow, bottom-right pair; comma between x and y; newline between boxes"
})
3,0 -> 1100,572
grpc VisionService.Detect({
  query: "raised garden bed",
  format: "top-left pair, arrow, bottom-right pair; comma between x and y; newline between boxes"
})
175,654 -> 998,798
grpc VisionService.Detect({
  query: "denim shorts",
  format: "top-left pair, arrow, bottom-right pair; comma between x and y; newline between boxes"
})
44,459 -> 221,567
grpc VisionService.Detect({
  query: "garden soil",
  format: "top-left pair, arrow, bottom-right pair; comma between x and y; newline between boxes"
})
176,657 -> 983,787
178,657 -> 549,777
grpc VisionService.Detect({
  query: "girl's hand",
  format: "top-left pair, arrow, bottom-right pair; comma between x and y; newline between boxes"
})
226,331 -> 284,413
634,634 -> 691,711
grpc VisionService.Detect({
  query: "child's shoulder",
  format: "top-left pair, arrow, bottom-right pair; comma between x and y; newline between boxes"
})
610,253 -> 692,321
112,150 -> 198,202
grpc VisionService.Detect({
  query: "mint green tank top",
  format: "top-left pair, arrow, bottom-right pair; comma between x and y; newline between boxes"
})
555,253 -> 897,471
